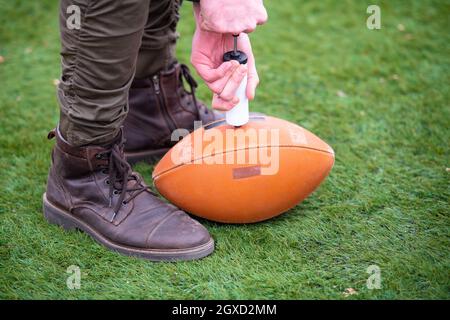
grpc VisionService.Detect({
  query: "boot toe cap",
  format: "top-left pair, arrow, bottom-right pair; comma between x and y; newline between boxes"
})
146,210 -> 212,250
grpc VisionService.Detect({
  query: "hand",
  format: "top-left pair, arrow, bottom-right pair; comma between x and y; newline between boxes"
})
196,0 -> 268,34
191,7 -> 259,111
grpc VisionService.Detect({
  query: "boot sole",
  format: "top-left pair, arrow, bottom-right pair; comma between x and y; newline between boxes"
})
125,148 -> 170,165
42,193 -> 214,262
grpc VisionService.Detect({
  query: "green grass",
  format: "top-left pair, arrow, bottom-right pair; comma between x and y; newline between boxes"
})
0,0 -> 449,299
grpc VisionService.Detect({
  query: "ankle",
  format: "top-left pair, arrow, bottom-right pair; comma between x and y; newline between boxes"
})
58,111 -> 120,147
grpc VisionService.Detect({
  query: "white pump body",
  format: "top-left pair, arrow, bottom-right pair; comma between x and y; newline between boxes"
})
225,74 -> 249,126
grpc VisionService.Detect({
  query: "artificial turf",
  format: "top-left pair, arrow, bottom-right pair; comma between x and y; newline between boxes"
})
0,0 -> 449,299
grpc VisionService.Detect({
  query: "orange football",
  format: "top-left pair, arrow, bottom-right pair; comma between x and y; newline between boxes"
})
152,115 -> 334,223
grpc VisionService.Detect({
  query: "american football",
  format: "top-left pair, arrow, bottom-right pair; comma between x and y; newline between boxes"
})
152,115 -> 334,223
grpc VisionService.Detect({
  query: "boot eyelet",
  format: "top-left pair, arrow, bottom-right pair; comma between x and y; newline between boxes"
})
122,201 -> 127,206
101,169 -> 108,175
113,190 -> 120,195
105,179 -> 110,185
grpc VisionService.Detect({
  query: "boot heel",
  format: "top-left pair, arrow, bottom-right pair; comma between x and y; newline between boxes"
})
42,193 -> 77,231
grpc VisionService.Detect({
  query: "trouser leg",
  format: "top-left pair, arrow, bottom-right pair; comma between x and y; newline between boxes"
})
134,0 -> 181,79
122,0 -> 221,164
58,0 -> 150,146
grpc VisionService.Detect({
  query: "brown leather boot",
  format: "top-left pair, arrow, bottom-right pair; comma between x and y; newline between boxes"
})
43,128 -> 214,261
123,63 -> 223,164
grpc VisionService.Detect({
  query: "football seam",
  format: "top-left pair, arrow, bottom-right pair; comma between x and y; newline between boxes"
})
152,145 -> 334,180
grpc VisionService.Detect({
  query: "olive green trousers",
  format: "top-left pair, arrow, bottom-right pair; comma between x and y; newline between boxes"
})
58,0 -> 181,146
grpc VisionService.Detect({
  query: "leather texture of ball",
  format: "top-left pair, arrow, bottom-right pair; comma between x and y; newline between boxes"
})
152,115 -> 334,223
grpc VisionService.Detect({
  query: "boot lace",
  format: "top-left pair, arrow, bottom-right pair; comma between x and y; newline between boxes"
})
96,136 -> 153,222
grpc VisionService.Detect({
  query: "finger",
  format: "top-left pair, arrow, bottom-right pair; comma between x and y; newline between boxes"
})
245,46 -> 259,100
256,8 -> 268,25
212,94 -> 239,111
243,20 -> 257,33
245,65 -> 259,100
193,60 -> 236,83
246,73 -> 259,100
219,64 -> 248,101
244,26 -> 257,34
207,61 -> 240,94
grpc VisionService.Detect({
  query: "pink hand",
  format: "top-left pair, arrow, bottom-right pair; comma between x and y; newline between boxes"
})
197,0 -> 268,34
191,7 -> 260,111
